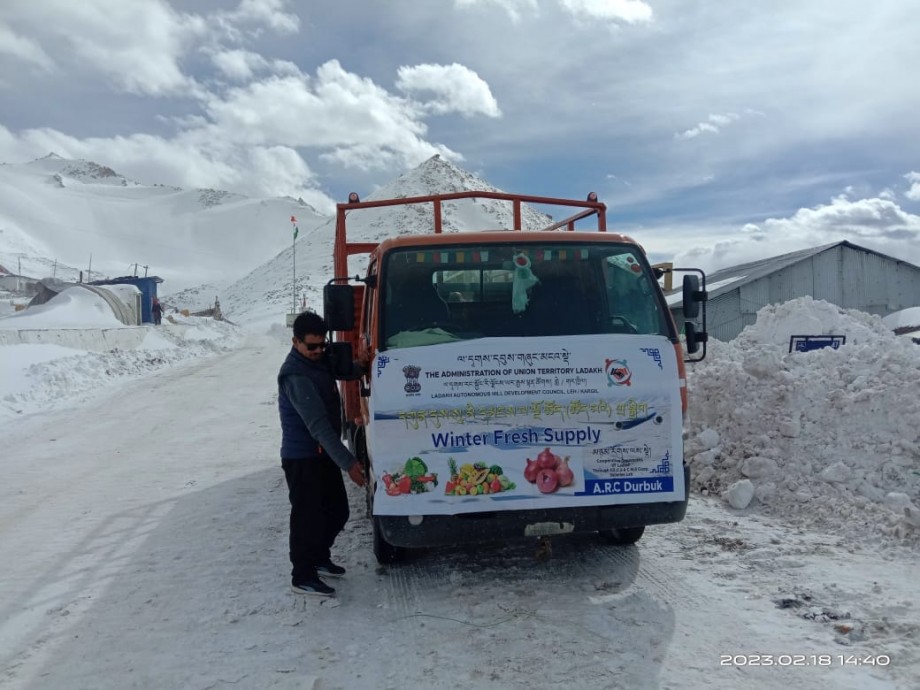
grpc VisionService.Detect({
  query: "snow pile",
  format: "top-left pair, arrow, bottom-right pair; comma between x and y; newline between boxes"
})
686,296 -> 920,545
0,315 -> 242,419
1,287 -> 125,328
883,306 -> 920,333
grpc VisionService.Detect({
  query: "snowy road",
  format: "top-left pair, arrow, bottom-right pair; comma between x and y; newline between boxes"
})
1,337 -> 916,690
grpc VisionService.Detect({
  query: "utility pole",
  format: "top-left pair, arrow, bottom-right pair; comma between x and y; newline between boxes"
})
87,253 -> 92,283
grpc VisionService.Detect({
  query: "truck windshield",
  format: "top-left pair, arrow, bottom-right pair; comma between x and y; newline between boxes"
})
381,242 -> 670,349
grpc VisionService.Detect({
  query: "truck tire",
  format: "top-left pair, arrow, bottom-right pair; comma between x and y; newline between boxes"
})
373,517 -> 402,564
600,526 -> 645,545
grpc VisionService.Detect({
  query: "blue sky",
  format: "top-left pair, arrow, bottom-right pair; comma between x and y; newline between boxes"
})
1,0 -> 919,272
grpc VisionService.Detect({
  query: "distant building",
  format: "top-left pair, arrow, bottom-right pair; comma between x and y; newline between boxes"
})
668,241 -> 920,342
0,274 -> 40,295
26,278 -> 142,325
89,275 -> 164,324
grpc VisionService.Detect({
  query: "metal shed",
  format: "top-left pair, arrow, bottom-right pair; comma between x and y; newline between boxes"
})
668,241 -> 920,342
89,275 -> 164,324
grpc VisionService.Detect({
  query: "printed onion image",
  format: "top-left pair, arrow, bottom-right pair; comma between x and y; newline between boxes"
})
523,448 -> 574,494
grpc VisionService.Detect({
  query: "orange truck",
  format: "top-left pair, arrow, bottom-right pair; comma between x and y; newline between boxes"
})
322,190 -> 707,563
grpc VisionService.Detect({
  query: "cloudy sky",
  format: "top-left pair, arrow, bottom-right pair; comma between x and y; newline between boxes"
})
1,0 -> 918,271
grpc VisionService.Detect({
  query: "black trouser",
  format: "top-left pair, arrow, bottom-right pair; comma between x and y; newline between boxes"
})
281,455 -> 349,583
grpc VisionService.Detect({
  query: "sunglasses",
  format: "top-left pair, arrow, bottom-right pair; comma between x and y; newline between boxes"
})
300,339 -> 328,351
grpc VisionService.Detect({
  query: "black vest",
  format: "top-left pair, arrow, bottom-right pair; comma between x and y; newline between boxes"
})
277,349 -> 342,459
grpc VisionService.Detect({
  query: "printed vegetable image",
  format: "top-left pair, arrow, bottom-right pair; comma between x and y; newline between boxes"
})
445,458 -> 516,496
382,456 -> 438,496
523,448 -> 574,494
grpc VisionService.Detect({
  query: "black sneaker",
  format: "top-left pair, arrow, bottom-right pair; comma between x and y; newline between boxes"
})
316,560 -> 346,578
291,577 -> 335,597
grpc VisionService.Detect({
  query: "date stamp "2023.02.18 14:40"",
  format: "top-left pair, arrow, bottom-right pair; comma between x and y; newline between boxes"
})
720,654 -> 891,668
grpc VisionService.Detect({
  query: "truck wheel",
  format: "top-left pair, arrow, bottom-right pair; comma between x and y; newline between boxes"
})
600,526 -> 645,545
373,517 -> 402,564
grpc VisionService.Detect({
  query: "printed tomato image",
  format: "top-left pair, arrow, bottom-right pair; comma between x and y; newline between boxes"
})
444,459 -> 516,496
523,448 -> 575,494
381,457 -> 438,496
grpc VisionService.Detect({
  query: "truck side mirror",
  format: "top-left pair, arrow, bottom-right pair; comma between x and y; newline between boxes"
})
685,322 -> 700,354
327,341 -> 354,378
324,284 -> 355,331
682,275 -> 703,320
684,321 -> 708,356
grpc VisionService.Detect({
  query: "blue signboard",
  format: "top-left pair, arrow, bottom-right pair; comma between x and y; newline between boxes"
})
789,335 -> 846,353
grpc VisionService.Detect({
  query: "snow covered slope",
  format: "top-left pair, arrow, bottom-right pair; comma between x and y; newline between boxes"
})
0,153 -> 326,291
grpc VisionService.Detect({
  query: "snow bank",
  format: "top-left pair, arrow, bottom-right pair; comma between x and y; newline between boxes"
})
882,306 -> 920,331
686,296 -> 920,546
0,286 -> 124,328
0,317 -> 242,419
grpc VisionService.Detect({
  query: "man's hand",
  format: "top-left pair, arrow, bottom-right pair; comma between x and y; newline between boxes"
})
347,460 -> 367,487
355,344 -> 373,371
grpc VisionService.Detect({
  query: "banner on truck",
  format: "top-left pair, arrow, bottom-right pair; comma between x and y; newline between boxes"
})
368,334 -> 684,516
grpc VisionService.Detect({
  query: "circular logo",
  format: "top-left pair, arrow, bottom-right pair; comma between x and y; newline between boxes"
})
605,359 -> 632,386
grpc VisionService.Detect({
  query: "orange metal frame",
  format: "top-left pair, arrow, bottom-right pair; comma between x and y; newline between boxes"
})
333,190 -> 607,278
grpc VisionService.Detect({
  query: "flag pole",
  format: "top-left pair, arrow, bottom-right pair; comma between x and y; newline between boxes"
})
290,216 -> 299,316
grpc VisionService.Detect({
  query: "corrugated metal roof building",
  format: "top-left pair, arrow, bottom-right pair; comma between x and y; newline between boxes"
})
668,241 -> 920,342
89,275 -> 164,324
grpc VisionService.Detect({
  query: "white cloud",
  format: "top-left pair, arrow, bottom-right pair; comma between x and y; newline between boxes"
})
210,49 -> 301,81
0,0 -> 304,97
708,113 -> 739,127
0,0 -> 206,96
0,44 -> 498,202
454,0 -> 538,23
455,0 -> 652,24
224,0 -> 300,34
0,22 -> 54,70
761,195 -> 919,234
396,63 -> 502,118
207,0 -> 299,44
244,145 -> 331,209
558,0 -> 652,24
905,172 -> 920,201
211,49 -> 267,81
198,60 -> 466,171
677,112 -> 742,140
670,194 -> 920,274
677,122 -> 719,140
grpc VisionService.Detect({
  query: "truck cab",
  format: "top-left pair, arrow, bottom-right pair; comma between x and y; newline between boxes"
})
323,191 -> 707,563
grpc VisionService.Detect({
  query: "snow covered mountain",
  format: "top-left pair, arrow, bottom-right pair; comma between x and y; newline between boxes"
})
0,153 -> 326,293
0,151 -> 565,320
219,154 -> 556,328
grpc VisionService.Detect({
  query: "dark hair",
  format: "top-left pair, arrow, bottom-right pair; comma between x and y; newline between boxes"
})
292,311 -> 327,339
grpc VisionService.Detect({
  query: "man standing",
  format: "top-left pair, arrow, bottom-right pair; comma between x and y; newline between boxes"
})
151,297 -> 163,325
278,311 -> 368,597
